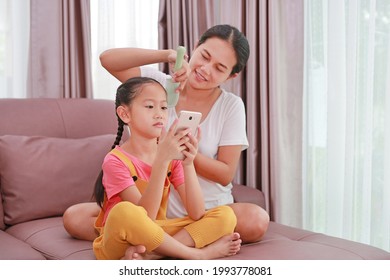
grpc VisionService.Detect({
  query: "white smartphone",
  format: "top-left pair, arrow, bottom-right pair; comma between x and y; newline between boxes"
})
174,110 -> 202,136
174,110 -> 202,160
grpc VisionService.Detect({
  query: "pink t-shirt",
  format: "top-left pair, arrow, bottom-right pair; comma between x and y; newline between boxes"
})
101,146 -> 184,223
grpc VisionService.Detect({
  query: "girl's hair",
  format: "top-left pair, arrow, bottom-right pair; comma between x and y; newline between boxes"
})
94,76 -> 165,207
198,24 -> 250,75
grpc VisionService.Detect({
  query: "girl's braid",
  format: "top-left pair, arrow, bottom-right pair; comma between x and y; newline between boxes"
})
112,119 -> 124,149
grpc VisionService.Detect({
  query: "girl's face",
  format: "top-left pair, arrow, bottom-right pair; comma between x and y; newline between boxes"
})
188,37 -> 238,90
127,83 -> 168,138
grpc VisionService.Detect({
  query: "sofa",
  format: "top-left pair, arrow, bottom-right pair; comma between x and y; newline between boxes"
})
1,98 -> 389,260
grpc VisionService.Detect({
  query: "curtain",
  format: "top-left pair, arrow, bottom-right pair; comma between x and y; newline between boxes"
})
267,0 -> 305,225
303,0 -> 390,251
247,0 -> 305,223
158,0 -> 304,222
28,0 -> 92,98
0,0 -> 30,98
158,0 -> 216,73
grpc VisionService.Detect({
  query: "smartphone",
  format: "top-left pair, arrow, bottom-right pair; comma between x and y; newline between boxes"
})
174,110 -> 202,159
174,110 -> 202,136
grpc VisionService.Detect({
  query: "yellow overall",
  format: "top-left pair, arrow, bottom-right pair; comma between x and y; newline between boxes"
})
93,149 -> 237,260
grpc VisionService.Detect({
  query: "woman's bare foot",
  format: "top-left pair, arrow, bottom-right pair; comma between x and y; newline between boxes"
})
197,232 -> 242,259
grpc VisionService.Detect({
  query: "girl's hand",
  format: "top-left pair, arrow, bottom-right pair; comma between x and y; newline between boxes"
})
181,127 -> 201,166
157,120 -> 190,162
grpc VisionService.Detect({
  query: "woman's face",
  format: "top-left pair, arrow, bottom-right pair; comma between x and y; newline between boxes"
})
188,37 -> 237,90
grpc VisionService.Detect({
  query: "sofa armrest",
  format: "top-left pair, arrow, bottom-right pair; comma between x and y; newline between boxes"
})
232,183 -> 266,209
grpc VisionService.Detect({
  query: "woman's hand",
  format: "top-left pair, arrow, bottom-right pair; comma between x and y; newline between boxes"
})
168,49 -> 190,93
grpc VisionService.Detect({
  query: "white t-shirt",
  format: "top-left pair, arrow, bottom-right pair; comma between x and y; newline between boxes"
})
140,66 -> 249,217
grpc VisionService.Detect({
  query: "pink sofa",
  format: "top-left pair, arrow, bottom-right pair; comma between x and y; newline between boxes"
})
1,98 -> 389,260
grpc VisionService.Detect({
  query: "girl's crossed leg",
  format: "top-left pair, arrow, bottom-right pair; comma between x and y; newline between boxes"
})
93,201 -> 241,260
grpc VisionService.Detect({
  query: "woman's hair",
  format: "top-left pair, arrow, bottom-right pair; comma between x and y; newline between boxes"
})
198,24 -> 250,75
94,77 -> 165,207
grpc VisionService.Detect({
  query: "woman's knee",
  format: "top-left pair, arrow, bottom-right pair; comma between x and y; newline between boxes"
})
230,203 -> 270,243
63,204 -> 86,233
247,207 -> 269,241
63,202 -> 100,240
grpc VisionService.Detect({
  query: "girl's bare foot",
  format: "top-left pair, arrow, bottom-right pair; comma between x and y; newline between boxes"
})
121,245 -> 164,260
121,245 -> 146,260
197,232 -> 242,259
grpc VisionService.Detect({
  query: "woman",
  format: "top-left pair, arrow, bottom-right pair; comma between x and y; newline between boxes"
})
63,24 -> 269,245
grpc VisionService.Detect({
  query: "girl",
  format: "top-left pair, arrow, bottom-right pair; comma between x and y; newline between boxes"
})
93,76 -> 241,260
64,24 -> 269,246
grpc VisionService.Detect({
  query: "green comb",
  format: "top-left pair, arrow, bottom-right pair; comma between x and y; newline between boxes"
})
166,46 -> 186,107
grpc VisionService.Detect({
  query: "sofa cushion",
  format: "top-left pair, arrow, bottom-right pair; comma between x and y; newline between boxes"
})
0,230 -> 46,260
6,217 -> 95,260
0,134 -> 115,225
223,222 -> 390,260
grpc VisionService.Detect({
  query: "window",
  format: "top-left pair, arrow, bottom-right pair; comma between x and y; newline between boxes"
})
303,0 -> 390,251
0,0 -> 158,99
90,0 -> 159,100
0,0 -> 29,98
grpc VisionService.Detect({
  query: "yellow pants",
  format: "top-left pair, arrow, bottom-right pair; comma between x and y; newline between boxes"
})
93,201 -> 236,260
